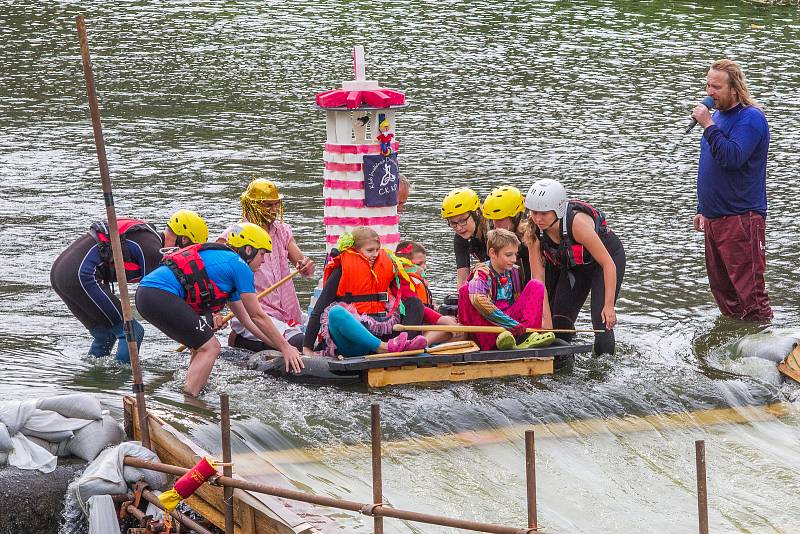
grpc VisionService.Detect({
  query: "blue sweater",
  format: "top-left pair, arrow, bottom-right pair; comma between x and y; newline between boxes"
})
697,104 -> 769,218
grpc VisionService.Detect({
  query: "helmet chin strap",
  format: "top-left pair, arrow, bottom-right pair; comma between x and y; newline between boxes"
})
237,245 -> 258,263
544,215 -> 560,230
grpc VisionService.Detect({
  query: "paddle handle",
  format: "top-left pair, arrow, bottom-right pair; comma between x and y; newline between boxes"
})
175,270 -> 301,352
394,324 -> 603,334
365,341 -> 476,360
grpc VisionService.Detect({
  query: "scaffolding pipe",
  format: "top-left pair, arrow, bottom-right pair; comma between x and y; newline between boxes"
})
123,457 -> 540,534
525,430 -> 537,530
220,394 -> 234,534
695,440 -> 709,534
371,403 -> 384,534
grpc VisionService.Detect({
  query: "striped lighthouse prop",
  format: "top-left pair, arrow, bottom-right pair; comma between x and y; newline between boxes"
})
315,45 -> 408,252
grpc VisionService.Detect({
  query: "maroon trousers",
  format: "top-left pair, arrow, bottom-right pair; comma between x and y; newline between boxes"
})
704,211 -> 772,321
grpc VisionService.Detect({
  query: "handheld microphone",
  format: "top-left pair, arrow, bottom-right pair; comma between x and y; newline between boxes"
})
685,96 -> 715,133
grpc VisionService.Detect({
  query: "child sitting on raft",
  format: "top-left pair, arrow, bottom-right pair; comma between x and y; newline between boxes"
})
303,227 -> 428,358
394,240 -> 465,344
458,229 -> 554,351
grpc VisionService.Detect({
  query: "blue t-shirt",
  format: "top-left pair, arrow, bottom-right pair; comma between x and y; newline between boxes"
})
697,104 -> 769,218
139,249 -> 255,302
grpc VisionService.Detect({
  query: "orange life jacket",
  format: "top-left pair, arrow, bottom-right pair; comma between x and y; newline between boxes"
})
323,248 -> 396,315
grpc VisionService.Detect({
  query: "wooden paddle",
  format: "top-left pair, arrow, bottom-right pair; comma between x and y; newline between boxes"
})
175,269 -> 301,352
393,324 -> 604,335
778,344 -> 800,384
365,340 -> 479,360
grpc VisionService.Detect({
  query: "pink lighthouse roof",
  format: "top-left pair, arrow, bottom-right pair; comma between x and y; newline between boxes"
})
315,46 -> 408,110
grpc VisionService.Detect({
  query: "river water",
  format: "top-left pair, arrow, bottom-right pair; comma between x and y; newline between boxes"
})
2,1 -> 800,532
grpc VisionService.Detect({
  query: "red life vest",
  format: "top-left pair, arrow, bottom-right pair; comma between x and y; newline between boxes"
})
89,218 -> 160,283
536,200 -> 609,269
323,248 -> 397,315
161,243 -> 233,314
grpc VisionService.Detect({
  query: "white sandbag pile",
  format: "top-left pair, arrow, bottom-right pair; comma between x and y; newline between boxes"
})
60,442 -> 168,534
0,393 -> 126,473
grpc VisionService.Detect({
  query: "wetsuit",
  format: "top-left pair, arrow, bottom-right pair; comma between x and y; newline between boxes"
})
536,201 -> 626,355
454,234 -> 489,271
136,248 -> 255,350
50,225 -> 162,362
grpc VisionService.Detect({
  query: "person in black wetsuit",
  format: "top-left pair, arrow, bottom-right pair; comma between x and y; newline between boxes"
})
482,185 -> 532,285
440,187 -> 489,288
525,179 -> 625,355
50,210 -> 207,362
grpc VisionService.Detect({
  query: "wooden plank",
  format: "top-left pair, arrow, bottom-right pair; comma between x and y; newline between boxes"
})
124,397 -> 304,534
366,358 -> 554,387
778,343 -> 800,383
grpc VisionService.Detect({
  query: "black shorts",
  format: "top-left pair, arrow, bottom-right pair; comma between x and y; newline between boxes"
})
135,286 -> 215,350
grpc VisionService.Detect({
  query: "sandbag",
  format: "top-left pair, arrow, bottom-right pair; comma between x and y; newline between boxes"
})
68,414 -> 125,462
0,451 -> 7,465
87,494 -> 119,534
0,422 -> 11,452
22,428 -> 74,442
8,434 -> 57,473
27,435 -> 72,457
73,442 -> 166,510
0,399 -> 36,435
38,394 -> 103,421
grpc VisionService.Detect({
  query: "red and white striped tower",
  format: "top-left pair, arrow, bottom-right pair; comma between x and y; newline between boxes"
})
315,45 -> 408,252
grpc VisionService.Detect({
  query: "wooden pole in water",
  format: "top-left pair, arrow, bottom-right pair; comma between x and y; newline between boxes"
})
525,430 -> 538,531
220,394 -> 234,534
76,15 -> 150,449
371,403 -> 384,534
695,440 -> 709,534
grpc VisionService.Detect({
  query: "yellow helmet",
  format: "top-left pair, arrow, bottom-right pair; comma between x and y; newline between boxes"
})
482,186 -> 525,220
241,178 -> 283,202
226,222 -> 272,253
441,188 -> 480,219
167,210 -> 208,244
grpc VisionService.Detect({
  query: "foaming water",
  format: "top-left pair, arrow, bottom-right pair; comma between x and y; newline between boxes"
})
2,0 -> 800,531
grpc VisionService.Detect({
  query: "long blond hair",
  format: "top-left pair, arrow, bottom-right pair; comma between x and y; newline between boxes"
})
711,59 -> 758,108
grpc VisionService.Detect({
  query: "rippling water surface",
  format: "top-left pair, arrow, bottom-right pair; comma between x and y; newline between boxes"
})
2,1 -> 800,531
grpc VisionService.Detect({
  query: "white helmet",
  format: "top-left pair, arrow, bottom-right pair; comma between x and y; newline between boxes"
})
525,179 -> 567,219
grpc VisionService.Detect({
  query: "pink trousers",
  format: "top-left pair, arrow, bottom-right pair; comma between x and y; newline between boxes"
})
458,280 -> 545,350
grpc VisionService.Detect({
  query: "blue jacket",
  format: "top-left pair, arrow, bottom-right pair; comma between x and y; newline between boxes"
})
697,104 -> 769,218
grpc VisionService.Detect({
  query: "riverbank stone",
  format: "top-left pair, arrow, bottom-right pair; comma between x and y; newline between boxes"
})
0,459 -> 86,534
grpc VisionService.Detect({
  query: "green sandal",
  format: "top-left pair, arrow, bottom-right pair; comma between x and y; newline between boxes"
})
516,331 -> 555,349
495,330 -> 517,350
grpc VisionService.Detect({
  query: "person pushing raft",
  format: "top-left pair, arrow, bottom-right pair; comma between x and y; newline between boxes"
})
219,178 -> 314,352
482,185 -> 531,284
136,222 -> 304,396
51,210 -> 207,363
525,179 -> 625,355
441,187 -> 490,287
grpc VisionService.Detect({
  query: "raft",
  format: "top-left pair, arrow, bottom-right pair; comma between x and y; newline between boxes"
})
778,343 -> 800,383
246,339 -> 592,387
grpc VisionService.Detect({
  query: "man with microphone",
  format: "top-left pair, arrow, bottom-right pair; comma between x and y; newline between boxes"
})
690,59 -> 771,321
